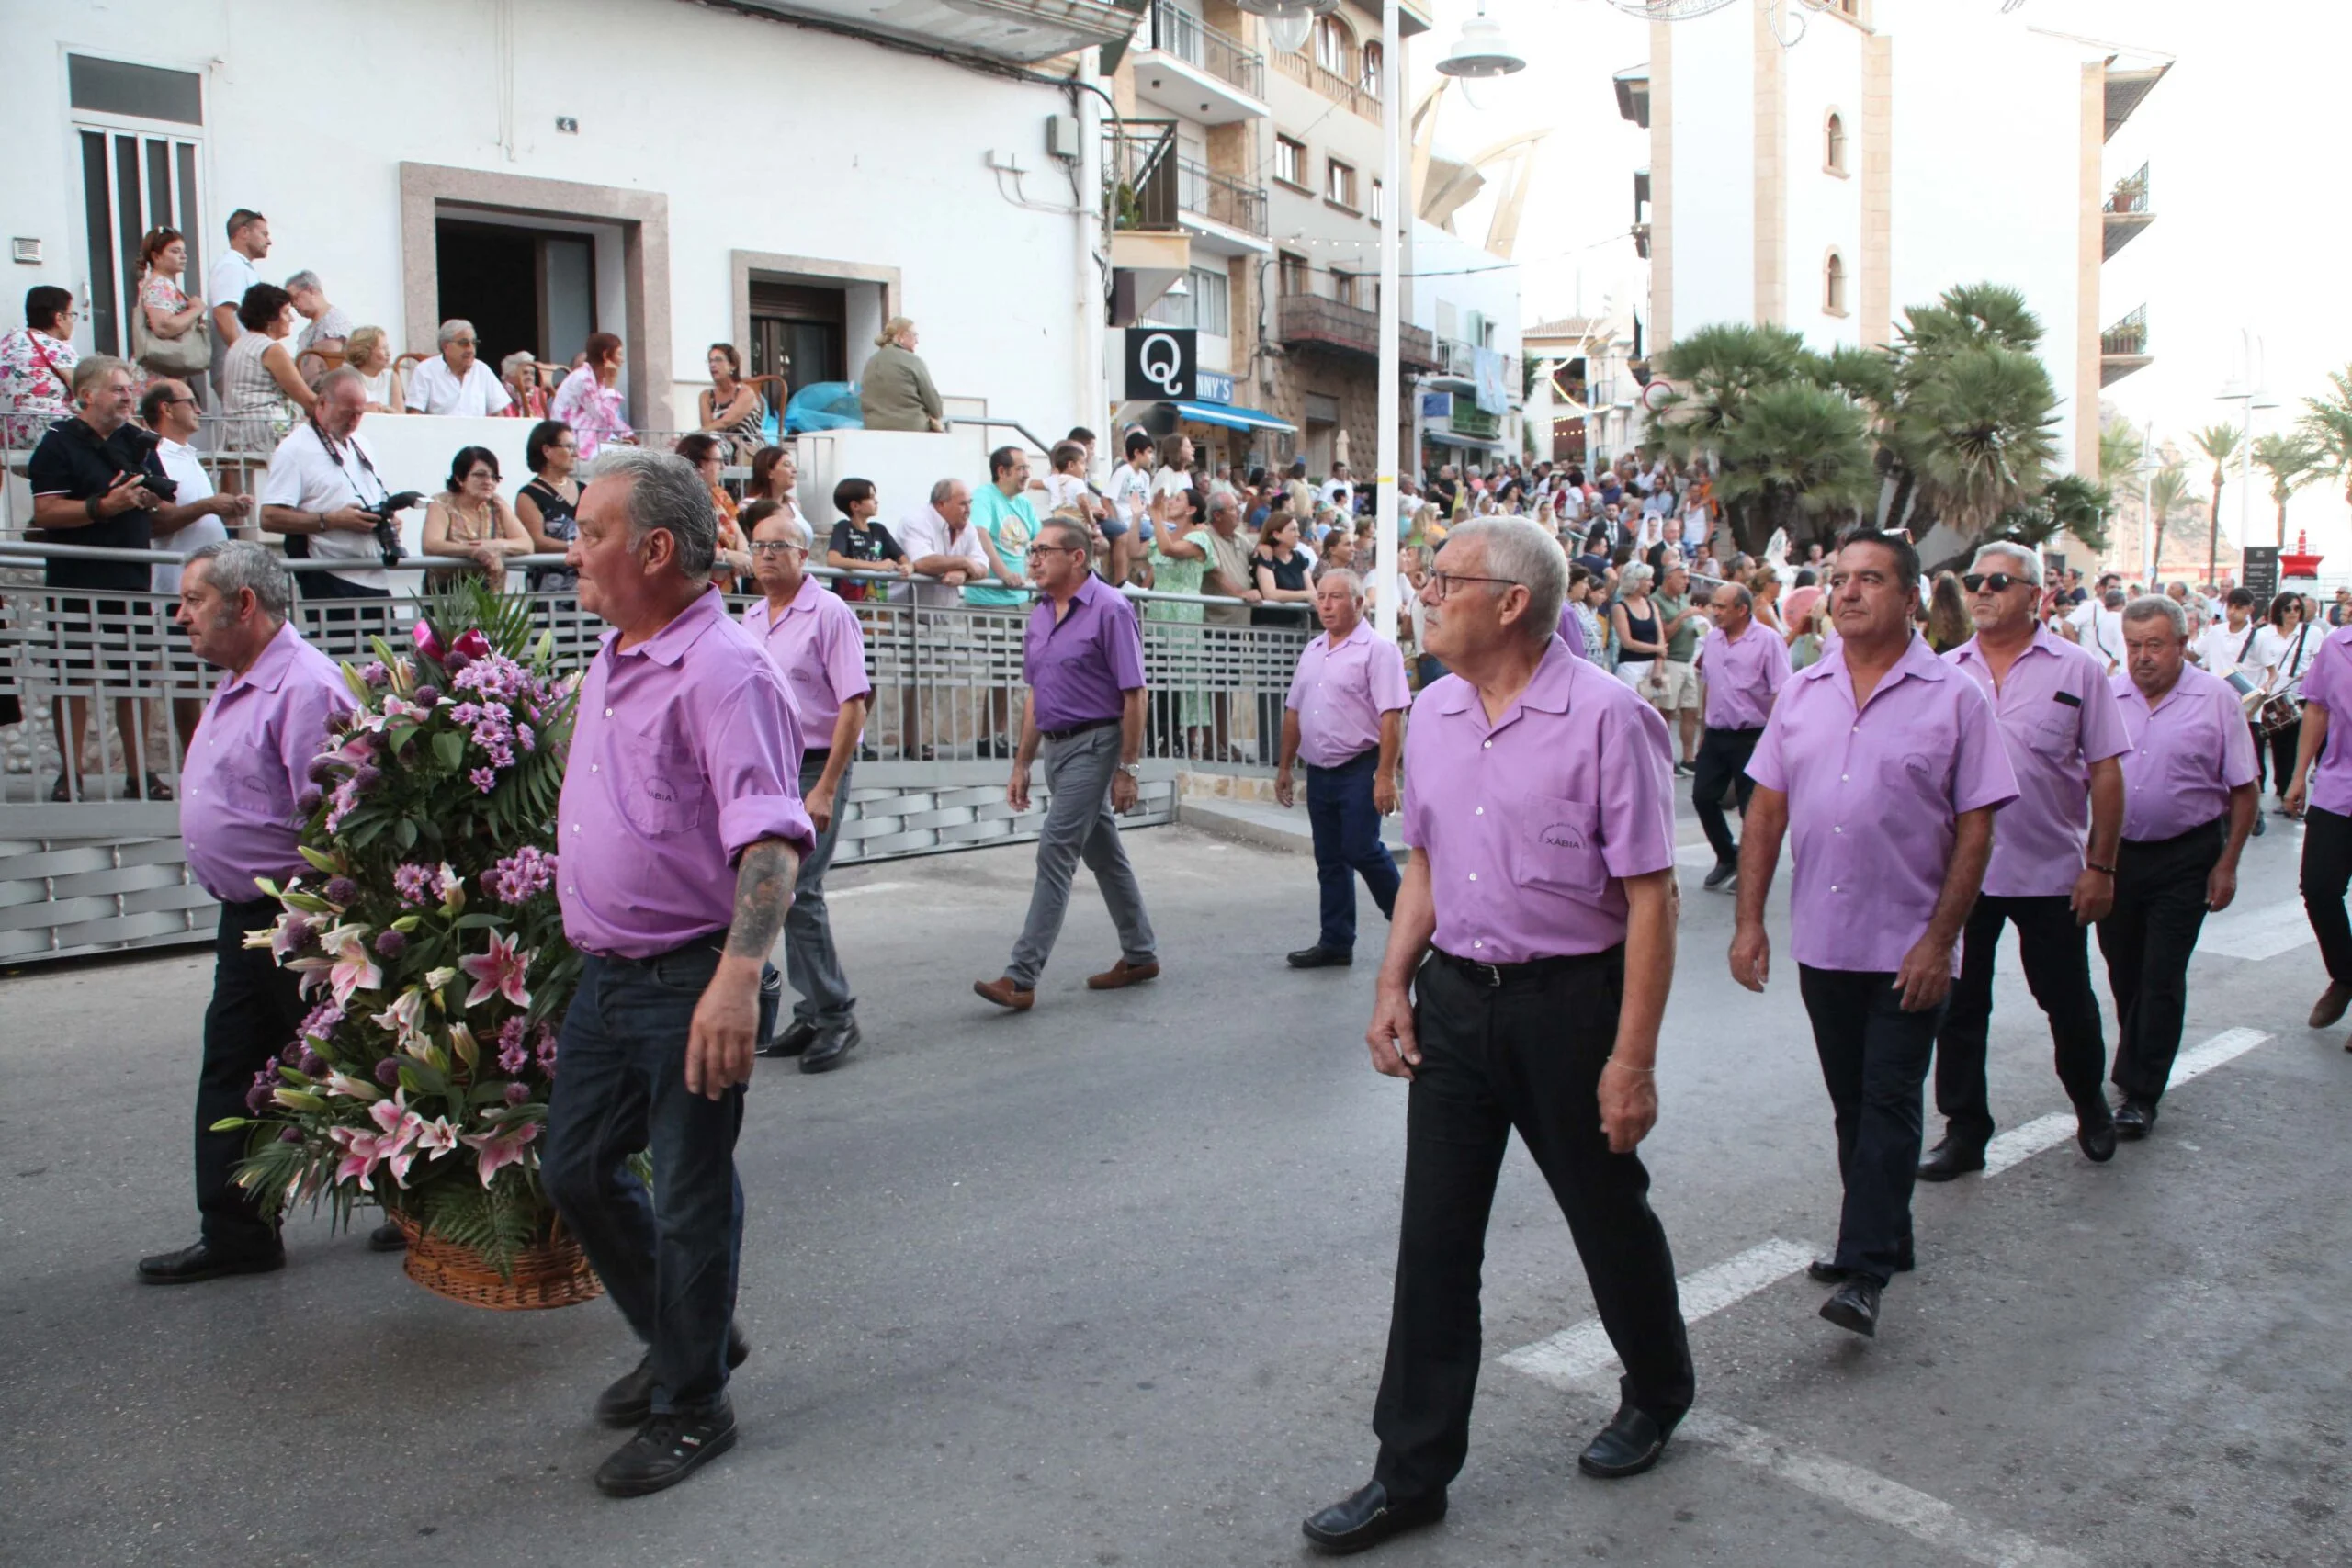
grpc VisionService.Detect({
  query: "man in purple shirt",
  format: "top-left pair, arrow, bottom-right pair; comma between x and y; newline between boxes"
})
974,518 -> 1158,1010
1275,570 -> 1408,969
138,541 -> 356,1286
2285,617 -> 2352,1038
544,448 -> 814,1499
1690,580 -> 1791,891
1302,519 -> 1691,1556
742,502 -> 873,1075
1734,532 -> 2018,1339
2099,596 -> 2256,1139
1924,544 -> 2129,1179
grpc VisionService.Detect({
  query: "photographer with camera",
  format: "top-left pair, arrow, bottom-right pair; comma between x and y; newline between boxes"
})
258,367 -> 420,609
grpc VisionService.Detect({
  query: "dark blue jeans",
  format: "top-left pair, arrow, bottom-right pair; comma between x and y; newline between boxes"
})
546,941 -> 745,1416
1307,750 -> 1400,950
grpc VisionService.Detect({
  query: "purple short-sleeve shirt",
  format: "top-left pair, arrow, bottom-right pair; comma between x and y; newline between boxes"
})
179,622 -> 357,901
558,589 -> 816,960
2293,624 -> 2352,817
1698,621 -> 1792,730
1285,617 -> 1411,768
1401,637 -> 1677,962
1947,626 -> 2129,897
1024,574 -> 1146,732
1746,634 -> 2019,973
2109,664 -> 2260,842
742,575 -> 873,746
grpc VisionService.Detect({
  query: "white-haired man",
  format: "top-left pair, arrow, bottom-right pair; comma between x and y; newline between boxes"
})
259,368 -> 415,604
1303,515 -> 1692,1554
403,320 -> 512,416
285,270 -> 352,362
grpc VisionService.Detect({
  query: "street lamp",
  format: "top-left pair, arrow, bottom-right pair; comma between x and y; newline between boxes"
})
2216,328 -> 2280,572
1435,5 -> 1526,77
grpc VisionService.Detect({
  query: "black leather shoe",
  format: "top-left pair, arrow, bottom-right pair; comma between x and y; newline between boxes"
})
136,1241 -> 286,1285
2112,1098 -> 2157,1140
1917,1137 -> 1986,1182
1819,1278 -> 1881,1337
2076,1108 -> 2118,1163
799,1019 -> 862,1075
596,1324 -> 752,1428
1807,1245 -> 1913,1284
1578,1401 -> 1673,1479
1287,945 -> 1354,969
594,1400 -> 739,1497
2312,983 -> 2352,1029
367,1221 -> 407,1252
1702,860 -> 1737,891
758,1020 -> 818,1059
1301,1482 -> 1445,1555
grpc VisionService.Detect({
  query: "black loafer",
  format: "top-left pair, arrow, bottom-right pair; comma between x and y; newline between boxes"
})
1917,1137 -> 1986,1182
1702,861 -> 1737,891
799,1019 -> 862,1075
1302,1481 -> 1445,1554
2112,1099 -> 2156,1140
136,1241 -> 286,1285
596,1323 -> 752,1427
758,1020 -> 818,1059
1819,1278 -> 1881,1337
1287,945 -> 1353,969
594,1400 -> 738,1497
367,1221 -> 407,1252
2076,1109 -> 2118,1163
1578,1400 -> 1674,1479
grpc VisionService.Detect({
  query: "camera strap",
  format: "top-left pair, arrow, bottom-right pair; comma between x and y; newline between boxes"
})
311,418 -> 388,510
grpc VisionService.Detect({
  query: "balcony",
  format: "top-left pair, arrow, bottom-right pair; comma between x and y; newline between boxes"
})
730,0 -> 1136,64
1430,336 -> 1521,405
1107,121 -> 1269,255
1132,1 -> 1267,124
1276,292 -> 1438,369
2102,161 -> 2154,260
2104,62 -> 2171,141
1615,64 -> 1650,129
2100,304 -> 2152,386
1272,49 -> 1380,123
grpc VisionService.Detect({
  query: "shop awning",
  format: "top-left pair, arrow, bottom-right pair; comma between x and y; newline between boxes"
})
1174,400 -> 1295,434
1424,429 -> 1508,452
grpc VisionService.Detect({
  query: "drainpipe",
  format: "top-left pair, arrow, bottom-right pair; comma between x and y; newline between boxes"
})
1075,48 -> 1107,477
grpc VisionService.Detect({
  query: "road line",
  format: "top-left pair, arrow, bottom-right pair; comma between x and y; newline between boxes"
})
1677,1409 -> 2090,1568
830,881 -> 913,900
2195,897 -> 2313,961
1981,1111 -> 2078,1176
2168,1025 -> 2272,1081
1501,1238 -> 1815,1388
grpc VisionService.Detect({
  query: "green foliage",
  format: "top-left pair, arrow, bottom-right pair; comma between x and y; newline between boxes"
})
2296,367 -> 2352,502
2098,418 -> 2144,487
1889,344 -> 2060,539
1713,383 -> 1879,535
1992,473 -> 2112,555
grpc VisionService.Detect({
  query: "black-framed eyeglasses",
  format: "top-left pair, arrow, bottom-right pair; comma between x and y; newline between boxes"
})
1031,542 -> 1091,558
1961,572 -> 2030,594
1428,570 -> 1521,601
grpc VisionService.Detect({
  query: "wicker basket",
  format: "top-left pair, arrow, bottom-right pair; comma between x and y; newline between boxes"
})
390,1209 -> 605,1311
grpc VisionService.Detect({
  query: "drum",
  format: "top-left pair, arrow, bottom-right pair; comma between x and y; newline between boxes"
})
2259,692 -> 2305,735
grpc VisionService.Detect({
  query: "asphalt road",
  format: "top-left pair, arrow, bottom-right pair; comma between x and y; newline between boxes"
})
2,799 -> 2346,1567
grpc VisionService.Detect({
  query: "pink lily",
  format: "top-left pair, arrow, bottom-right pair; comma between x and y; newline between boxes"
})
460,1121 -> 539,1187
459,929 -> 533,1010
311,924 -> 382,1007
370,1094 -> 425,1187
413,1117 -> 461,1159
412,620 -> 447,663
450,628 -> 492,662
371,987 -> 430,1053
324,1069 -> 383,1102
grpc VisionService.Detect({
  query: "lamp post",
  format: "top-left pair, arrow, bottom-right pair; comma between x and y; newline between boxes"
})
2216,328 -> 2279,579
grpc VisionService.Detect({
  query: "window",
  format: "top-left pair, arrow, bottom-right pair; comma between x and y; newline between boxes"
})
1332,270 -> 1355,309
1825,111 -> 1847,175
1280,252 -> 1310,298
1824,252 -> 1848,316
1325,157 -> 1357,210
1314,15 -> 1352,77
1361,40 -> 1384,99
1370,176 -> 1385,223
70,54 -> 207,360
1274,135 -> 1306,189
1143,266 -> 1231,337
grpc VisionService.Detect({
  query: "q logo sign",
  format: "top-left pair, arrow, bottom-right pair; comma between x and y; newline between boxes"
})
1125,327 -> 1195,401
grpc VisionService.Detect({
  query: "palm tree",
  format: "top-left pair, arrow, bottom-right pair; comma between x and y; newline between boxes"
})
2098,417 -> 2144,490
2297,367 -> 2352,512
1892,343 -> 2061,543
1649,321 -> 1815,457
1992,473 -> 2111,556
2251,433 -> 2321,546
2191,422 -> 2241,582
1711,382 -> 1878,554
2145,462 -> 2191,579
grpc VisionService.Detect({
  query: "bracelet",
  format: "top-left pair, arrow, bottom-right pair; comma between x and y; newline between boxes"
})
1604,1059 -> 1655,1075
2086,861 -> 2116,875
85,495 -> 101,523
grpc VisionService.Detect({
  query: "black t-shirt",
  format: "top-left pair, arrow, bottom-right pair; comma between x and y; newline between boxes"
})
827,519 -> 903,602
28,417 -> 164,592
1251,547 -> 1312,626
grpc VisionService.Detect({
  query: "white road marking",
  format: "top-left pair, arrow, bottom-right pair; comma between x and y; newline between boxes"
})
1675,840 -> 1722,870
2194,897 -> 2314,961
1981,1112 -> 2078,1176
829,881 -> 913,900
1502,1238 -> 1815,1388
1677,1409 -> 2090,1568
2167,1025 -> 2273,1081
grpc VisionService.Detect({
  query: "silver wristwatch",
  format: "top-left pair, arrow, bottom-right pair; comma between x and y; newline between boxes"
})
1117,761 -> 1141,777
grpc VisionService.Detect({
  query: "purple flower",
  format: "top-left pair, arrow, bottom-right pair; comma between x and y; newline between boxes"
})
413,684 -> 441,706
470,767 -> 499,794
373,929 -> 408,958
485,845 -> 559,904
360,661 -> 390,687
245,1079 -> 272,1111
535,1024 -> 560,1077
503,1081 -> 530,1106
279,1042 -> 304,1066
307,753 -> 342,784
324,876 -> 360,907
300,1051 -> 326,1077
517,723 -> 536,753
374,1056 -> 403,1088
278,1126 -> 304,1144
392,863 -> 437,906
297,1001 -> 343,1043
495,1015 -> 530,1075
296,785 -> 324,814
352,766 -> 382,792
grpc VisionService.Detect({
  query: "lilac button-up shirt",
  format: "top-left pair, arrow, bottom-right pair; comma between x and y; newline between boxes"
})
179,622 -> 356,902
1698,621 -> 1791,730
1286,618 -> 1410,768
558,588 -> 815,960
1402,637 -> 1677,962
1747,634 -> 2018,974
1948,626 -> 2129,897
2292,624 -> 2352,816
1024,574 -> 1145,732
742,575 -> 873,748
2109,665 -> 2259,843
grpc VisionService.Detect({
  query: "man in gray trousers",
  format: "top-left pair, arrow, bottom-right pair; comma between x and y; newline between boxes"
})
974,518 -> 1160,1010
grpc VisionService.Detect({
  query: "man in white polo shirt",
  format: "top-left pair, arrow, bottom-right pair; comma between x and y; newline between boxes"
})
404,320 -> 513,416
258,369 -> 416,604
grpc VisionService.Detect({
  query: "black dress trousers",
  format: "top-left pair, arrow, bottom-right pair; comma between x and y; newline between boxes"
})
2301,805 -> 2352,988
1797,966 -> 1945,1287
1932,894 -> 2109,1147
197,896 -> 309,1256
1370,949 -> 1693,1503
2098,818 -> 2223,1105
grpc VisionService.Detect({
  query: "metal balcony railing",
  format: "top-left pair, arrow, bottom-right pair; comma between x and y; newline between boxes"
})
2104,160 -> 2151,214
1106,121 -> 1180,231
2102,305 -> 2149,357
1275,293 -> 1438,369
1272,49 -> 1379,122
1175,158 -> 1268,237
1147,1 -> 1265,100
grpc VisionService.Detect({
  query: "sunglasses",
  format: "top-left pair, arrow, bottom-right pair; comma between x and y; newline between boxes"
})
1961,572 -> 2030,594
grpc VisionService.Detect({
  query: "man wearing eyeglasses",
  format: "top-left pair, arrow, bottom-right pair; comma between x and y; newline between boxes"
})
974,519 -> 1157,1011
1732,531 -> 2017,1340
1920,544 -> 2128,1182
1302,516 -> 1691,1556
403,319 -> 513,416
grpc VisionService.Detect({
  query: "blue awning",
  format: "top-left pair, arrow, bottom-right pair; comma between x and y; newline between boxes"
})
1174,400 -> 1295,434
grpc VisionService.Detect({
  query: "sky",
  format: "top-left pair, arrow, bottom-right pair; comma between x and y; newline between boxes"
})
1410,0 -> 2352,563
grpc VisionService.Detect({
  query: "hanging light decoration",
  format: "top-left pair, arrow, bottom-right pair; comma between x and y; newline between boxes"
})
1607,0 -> 1739,18
1264,9 -> 1316,53
1436,3 -> 1526,77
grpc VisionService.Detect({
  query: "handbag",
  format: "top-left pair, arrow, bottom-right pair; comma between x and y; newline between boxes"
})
131,293 -> 212,377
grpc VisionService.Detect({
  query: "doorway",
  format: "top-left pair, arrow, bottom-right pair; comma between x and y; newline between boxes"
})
435,218 -> 596,368
748,280 -> 847,397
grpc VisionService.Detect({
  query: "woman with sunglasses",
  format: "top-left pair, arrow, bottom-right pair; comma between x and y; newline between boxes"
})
2255,591 -> 2320,814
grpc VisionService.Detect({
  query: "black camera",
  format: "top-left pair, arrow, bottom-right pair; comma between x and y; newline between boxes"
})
361,490 -> 425,567
113,425 -> 177,502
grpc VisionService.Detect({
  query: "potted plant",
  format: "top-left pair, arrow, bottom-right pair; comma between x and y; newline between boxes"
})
210,587 -> 594,1309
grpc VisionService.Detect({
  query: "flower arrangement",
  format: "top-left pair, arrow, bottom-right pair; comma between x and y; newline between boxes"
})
211,588 -> 583,1278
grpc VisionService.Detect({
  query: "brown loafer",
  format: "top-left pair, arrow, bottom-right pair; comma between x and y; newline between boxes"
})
1086,958 -> 1160,990
2312,983 -> 2352,1029
973,976 -> 1035,1011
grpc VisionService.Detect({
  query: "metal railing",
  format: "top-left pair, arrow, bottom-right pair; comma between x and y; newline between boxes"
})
1271,49 -> 1379,122
1175,158 -> 1269,237
2104,161 -> 2152,214
1276,294 -> 1440,368
1107,121 -> 1181,231
1147,0 -> 1265,99
2101,305 -> 2150,357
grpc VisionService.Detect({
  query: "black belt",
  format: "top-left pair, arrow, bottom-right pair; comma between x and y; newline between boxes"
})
2122,816 -> 2225,851
1431,945 -> 1615,988
802,746 -> 829,762
1702,723 -> 1766,738
1041,716 -> 1119,742
583,928 -> 729,966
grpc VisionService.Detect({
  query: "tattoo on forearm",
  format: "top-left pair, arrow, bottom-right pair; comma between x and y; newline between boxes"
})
725,840 -> 798,958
